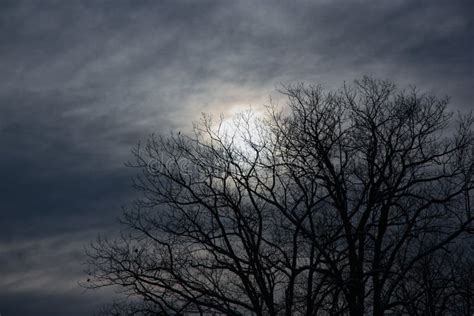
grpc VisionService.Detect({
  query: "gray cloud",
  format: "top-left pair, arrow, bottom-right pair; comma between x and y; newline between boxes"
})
0,0 -> 472,314
0,230 -> 114,316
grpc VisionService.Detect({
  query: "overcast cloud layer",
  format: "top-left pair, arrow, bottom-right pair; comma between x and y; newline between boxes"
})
0,1 -> 473,315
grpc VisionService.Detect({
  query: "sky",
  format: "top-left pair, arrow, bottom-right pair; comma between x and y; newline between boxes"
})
0,0 -> 472,315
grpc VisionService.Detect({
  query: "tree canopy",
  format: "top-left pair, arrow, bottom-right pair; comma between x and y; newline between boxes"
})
85,77 -> 474,316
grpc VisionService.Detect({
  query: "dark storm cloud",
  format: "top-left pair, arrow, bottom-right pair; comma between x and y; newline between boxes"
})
0,0 -> 472,314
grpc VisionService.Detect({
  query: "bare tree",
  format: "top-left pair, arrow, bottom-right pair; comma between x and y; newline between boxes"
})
85,77 -> 474,316
393,238 -> 474,316
394,246 -> 459,316
450,241 -> 474,316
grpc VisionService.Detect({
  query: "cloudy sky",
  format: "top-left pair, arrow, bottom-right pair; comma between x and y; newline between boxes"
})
0,0 -> 472,315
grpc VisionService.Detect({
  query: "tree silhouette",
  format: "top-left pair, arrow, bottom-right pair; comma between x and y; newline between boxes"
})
393,240 -> 474,315
85,77 -> 474,316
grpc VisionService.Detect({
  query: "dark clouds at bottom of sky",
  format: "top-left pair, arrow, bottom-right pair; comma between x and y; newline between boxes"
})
0,0 -> 472,315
